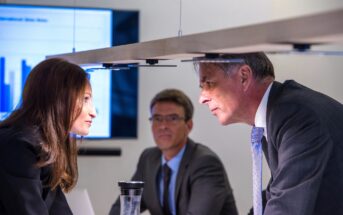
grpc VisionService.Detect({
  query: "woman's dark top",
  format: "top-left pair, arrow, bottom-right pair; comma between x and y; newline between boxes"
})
0,125 -> 73,214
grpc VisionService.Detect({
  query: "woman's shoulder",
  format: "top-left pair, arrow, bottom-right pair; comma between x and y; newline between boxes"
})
0,125 -> 41,155
0,125 -> 43,178
1,124 -> 40,140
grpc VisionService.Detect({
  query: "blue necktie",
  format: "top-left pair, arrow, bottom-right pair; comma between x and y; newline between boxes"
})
251,126 -> 264,215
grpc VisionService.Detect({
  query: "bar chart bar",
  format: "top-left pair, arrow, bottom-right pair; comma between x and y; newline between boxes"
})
0,57 -> 12,112
21,59 -> 31,91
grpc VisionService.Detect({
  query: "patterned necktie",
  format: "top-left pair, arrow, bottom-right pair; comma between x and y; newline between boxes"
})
251,126 -> 264,215
162,164 -> 172,215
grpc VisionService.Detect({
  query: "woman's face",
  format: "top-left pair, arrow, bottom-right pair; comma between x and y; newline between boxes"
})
71,85 -> 97,136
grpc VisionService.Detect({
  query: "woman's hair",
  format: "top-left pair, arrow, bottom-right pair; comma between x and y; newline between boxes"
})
0,58 -> 89,192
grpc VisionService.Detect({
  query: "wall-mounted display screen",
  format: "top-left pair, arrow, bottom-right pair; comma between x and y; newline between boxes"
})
0,4 -> 139,138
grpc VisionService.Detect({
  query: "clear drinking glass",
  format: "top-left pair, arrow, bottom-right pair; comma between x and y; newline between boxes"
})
119,181 -> 144,215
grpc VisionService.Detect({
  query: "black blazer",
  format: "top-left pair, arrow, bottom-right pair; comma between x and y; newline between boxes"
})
0,126 -> 72,215
262,80 -> 343,215
109,138 -> 238,215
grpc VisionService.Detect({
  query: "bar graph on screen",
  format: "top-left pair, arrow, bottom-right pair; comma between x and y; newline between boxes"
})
0,4 -> 139,139
0,5 -> 112,137
0,57 -> 32,115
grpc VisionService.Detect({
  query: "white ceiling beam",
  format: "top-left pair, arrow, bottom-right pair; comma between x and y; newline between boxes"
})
48,8 -> 343,66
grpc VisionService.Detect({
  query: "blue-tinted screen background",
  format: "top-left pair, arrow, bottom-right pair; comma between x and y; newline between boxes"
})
0,4 -> 139,138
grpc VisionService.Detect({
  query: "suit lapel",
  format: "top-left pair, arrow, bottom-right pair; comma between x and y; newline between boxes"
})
261,136 -> 269,165
174,139 -> 195,206
265,81 -> 289,174
148,150 -> 164,213
266,81 -> 284,143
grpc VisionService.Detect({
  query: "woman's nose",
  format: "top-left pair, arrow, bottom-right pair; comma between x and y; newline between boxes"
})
89,105 -> 97,118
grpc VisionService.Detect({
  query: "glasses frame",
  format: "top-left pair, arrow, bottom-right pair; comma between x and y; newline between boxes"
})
149,114 -> 186,125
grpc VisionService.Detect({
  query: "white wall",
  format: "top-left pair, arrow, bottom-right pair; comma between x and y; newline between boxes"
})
5,0 -> 343,214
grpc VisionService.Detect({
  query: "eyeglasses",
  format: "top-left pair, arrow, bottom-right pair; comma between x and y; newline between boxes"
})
149,114 -> 185,125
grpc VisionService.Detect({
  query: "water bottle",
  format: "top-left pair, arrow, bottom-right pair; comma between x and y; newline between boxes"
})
119,181 -> 144,215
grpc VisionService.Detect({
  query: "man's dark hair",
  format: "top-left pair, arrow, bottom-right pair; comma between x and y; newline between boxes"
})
150,89 -> 194,121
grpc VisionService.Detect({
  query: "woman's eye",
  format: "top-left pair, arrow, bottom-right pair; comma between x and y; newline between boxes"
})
84,96 -> 90,104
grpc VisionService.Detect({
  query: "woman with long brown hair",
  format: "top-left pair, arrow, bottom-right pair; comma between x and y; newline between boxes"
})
0,58 -> 96,214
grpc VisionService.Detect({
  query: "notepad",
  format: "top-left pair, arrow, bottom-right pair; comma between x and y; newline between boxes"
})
65,188 -> 95,215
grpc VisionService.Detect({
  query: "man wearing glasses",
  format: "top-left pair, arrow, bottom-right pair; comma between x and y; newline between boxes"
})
109,89 -> 238,215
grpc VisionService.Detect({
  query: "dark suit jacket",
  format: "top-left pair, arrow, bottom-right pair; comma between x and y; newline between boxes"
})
262,80 -> 343,215
109,138 -> 238,215
0,125 -> 73,215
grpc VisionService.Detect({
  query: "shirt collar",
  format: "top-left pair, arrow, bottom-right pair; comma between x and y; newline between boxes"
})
161,143 -> 187,172
254,82 -> 273,137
